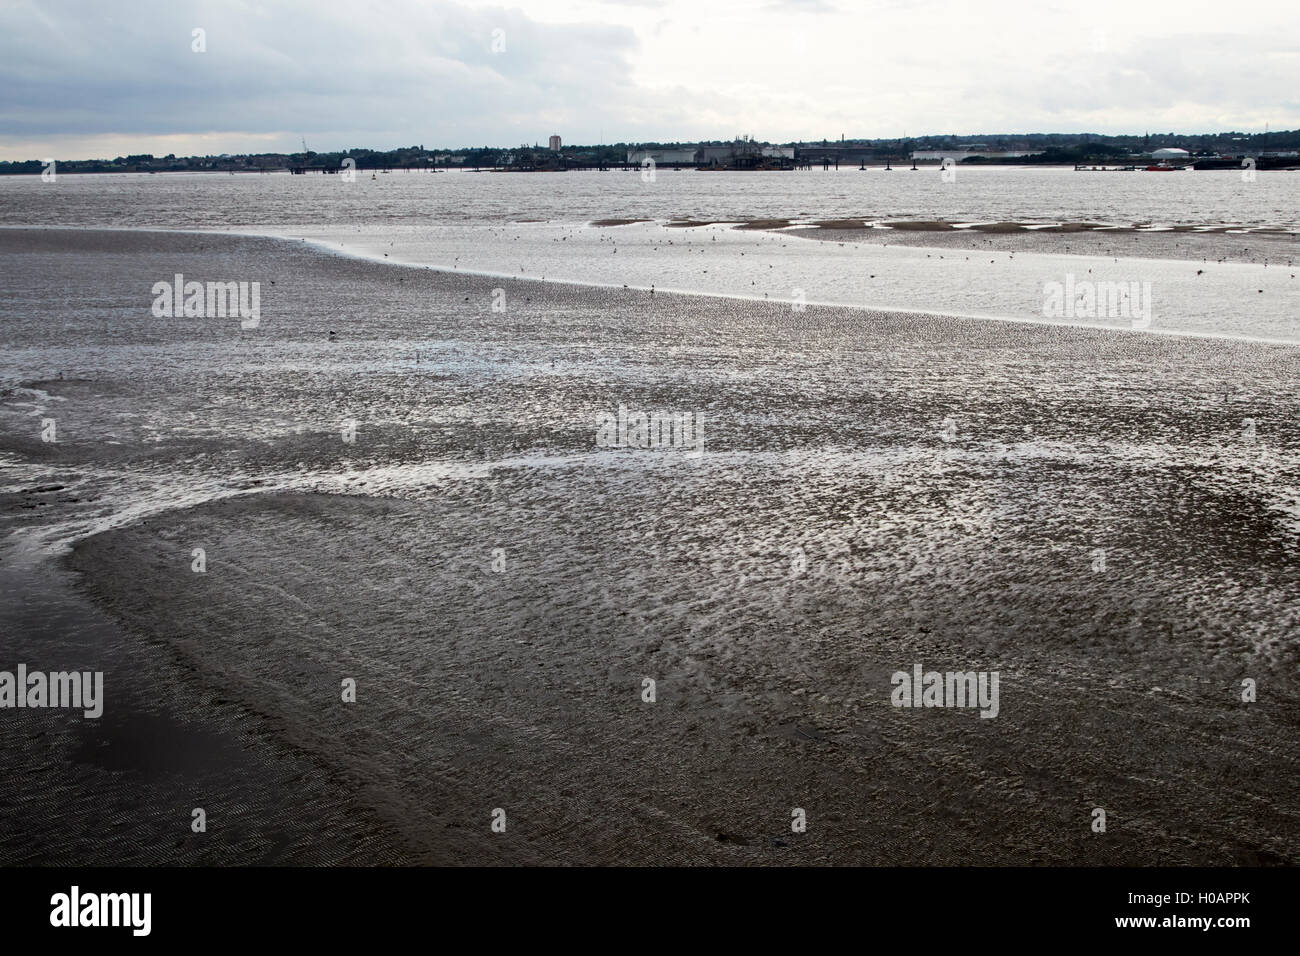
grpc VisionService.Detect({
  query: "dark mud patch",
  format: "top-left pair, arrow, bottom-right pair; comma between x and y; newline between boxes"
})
734,219 -> 793,230
882,220 -> 955,231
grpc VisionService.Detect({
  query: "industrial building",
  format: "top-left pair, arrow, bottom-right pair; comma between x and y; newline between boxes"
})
911,149 -> 1041,162
626,147 -> 699,165
626,143 -> 796,167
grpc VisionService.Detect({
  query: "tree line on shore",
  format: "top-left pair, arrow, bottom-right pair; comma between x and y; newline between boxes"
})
5,129 -> 1298,175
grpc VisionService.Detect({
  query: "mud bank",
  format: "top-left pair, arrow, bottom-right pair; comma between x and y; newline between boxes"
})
2,227 -> 1297,864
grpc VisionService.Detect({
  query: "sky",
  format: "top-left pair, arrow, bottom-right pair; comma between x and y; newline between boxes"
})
2,0 -> 1298,160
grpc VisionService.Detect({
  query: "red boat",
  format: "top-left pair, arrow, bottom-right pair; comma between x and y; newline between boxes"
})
1145,163 -> 1184,171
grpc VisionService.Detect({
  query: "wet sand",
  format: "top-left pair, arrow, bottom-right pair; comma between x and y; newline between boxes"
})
783,222 -> 1300,265
2,227 -> 1297,865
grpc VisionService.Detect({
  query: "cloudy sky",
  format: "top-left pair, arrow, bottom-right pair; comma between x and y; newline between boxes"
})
2,0 -> 1298,160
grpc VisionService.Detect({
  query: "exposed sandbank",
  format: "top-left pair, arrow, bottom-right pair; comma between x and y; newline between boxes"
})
2,227 -> 1297,865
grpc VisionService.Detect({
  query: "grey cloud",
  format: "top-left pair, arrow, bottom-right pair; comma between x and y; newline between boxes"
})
0,0 -> 641,147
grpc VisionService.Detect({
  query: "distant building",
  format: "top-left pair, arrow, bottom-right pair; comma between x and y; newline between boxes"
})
1150,147 -> 1190,161
697,145 -> 739,165
625,142 -> 795,167
697,141 -> 795,169
548,135 -> 561,151
911,149 -> 1040,162
797,145 -> 874,163
627,147 -> 698,165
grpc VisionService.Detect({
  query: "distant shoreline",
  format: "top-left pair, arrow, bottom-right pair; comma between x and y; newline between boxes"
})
6,162 -> 1300,177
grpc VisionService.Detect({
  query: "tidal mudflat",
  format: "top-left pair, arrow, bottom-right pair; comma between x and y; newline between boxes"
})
1,227 -> 1297,864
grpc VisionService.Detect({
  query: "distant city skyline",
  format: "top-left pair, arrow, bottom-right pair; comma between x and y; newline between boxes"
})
3,0 -> 1298,162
